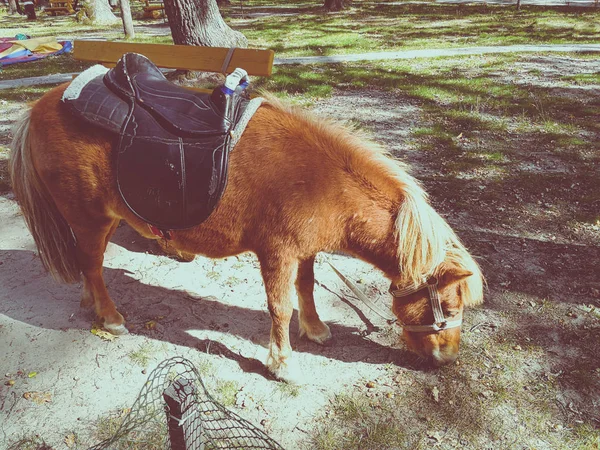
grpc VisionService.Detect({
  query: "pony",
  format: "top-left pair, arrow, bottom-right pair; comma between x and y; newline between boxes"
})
9,84 -> 483,383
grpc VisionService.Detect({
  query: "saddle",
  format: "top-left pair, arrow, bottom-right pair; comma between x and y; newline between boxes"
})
62,53 -> 258,231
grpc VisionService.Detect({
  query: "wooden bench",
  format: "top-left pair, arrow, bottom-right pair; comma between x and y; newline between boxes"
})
143,0 -> 165,19
72,40 -> 275,93
46,0 -> 75,15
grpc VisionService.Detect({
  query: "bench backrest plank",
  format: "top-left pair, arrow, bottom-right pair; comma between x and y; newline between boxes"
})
73,41 -> 275,77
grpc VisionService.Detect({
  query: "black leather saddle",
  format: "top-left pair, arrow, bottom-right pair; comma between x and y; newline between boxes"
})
63,52 -> 252,230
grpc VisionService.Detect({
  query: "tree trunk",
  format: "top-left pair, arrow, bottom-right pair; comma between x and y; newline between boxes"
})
516,0 -> 521,10
163,0 -> 247,48
79,0 -> 120,25
324,0 -> 344,11
119,0 -> 135,38
8,0 -> 19,14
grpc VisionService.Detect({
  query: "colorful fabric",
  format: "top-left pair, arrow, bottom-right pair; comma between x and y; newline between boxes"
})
0,37 -> 72,67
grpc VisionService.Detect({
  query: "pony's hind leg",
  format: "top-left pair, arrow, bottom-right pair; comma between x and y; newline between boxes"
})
296,256 -> 332,344
81,219 -> 119,309
74,219 -> 127,335
259,254 -> 302,383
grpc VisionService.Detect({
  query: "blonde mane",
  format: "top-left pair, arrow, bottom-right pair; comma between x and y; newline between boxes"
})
264,96 -> 483,306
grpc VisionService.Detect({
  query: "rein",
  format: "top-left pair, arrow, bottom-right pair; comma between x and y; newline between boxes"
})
326,260 -> 462,333
326,261 -> 397,324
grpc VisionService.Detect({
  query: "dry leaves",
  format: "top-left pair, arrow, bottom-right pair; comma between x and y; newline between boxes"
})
64,433 -> 77,448
23,391 -> 52,404
431,386 -> 440,403
91,325 -> 118,342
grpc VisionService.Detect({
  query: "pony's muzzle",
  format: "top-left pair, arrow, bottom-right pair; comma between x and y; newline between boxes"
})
430,349 -> 458,367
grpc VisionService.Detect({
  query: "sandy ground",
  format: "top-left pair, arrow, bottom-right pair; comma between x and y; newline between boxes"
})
1,55 -> 599,449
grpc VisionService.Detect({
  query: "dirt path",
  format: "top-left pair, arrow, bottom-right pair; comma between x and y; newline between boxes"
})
1,55 -> 599,449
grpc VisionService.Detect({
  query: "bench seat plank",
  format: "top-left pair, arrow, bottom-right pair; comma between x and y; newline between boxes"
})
73,41 -> 275,77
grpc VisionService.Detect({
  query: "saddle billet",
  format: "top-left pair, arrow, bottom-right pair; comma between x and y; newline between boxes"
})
62,53 -> 261,230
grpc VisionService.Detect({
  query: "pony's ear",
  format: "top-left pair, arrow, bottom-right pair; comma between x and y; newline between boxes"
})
440,265 -> 473,284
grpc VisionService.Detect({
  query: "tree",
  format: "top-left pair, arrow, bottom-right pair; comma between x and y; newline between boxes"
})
8,0 -> 19,14
77,0 -> 120,25
162,0 -> 247,48
324,0 -> 345,11
119,0 -> 135,38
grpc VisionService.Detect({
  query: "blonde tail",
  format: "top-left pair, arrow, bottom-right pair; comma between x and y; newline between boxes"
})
9,109 -> 80,283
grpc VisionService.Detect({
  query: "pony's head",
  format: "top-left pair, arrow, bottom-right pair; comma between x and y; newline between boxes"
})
388,169 -> 484,366
390,260 -> 482,366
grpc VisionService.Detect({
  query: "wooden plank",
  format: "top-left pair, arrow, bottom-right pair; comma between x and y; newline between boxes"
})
73,41 -> 274,77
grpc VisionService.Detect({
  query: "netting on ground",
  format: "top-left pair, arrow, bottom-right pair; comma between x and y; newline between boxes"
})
89,356 -> 284,450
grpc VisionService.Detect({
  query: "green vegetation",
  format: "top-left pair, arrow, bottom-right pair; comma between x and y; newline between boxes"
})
93,408 -> 167,450
5,435 -> 51,450
0,54 -> 92,81
216,380 -> 240,407
310,327 -> 600,449
1,2 -> 599,81
235,3 -> 600,57
127,342 -> 155,367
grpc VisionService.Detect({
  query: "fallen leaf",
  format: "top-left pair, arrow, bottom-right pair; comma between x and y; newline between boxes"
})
145,320 -> 157,330
432,386 -> 440,403
28,372 -> 37,378
91,326 -> 118,342
480,390 -> 493,399
23,391 -> 52,404
366,381 -> 376,389
64,433 -> 77,448
427,430 -> 443,442
5,379 -> 15,386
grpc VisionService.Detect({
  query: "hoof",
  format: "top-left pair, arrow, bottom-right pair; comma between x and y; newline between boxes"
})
300,320 -> 332,345
104,323 -> 129,335
266,356 -> 303,384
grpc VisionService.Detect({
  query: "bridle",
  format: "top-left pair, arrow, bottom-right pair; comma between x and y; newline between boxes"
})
390,277 -> 463,332
327,259 -> 462,333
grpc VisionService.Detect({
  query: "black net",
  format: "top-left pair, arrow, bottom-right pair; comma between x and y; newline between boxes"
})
89,357 -> 284,450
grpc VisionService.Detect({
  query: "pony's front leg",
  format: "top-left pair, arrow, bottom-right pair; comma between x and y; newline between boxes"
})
296,256 -> 331,344
259,254 -> 302,383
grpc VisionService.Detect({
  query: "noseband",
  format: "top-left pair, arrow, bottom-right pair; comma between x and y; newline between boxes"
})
390,277 -> 463,332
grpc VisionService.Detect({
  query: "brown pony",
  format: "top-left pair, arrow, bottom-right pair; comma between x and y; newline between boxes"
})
10,84 -> 483,383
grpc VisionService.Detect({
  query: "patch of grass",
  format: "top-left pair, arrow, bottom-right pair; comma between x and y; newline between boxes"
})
0,145 -> 10,194
195,358 -> 215,377
224,276 -> 243,287
206,271 -> 221,281
93,407 -> 167,450
311,393 -> 408,449
277,381 -> 301,398
6,435 -> 52,450
562,72 -> 600,84
215,379 -> 240,407
0,85 -> 50,104
237,3 -> 600,57
127,342 -> 155,367
0,54 -> 93,81
312,304 -> 600,450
